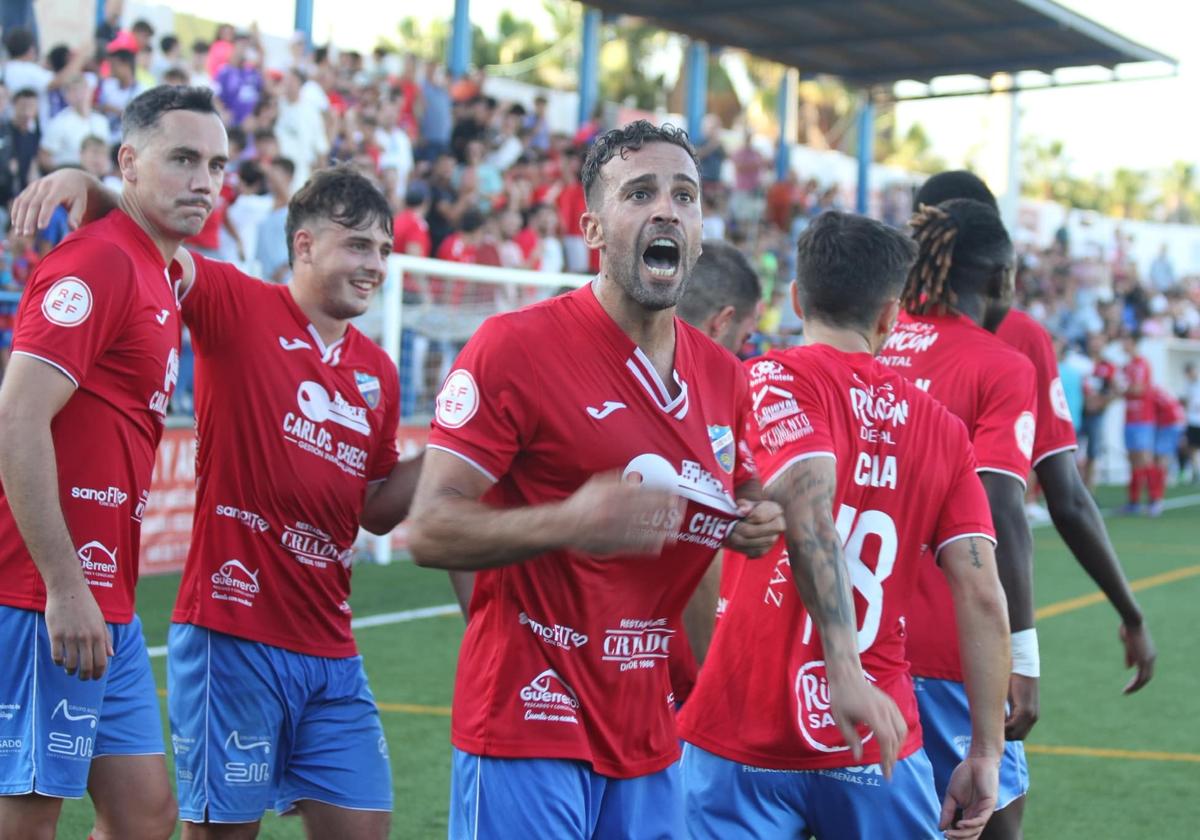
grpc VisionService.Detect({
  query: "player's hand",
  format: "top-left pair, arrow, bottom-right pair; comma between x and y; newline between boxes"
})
939,756 -> 1000,840
827,670 -> 908,779
11,168 -> 93,235
724,499 -> 784,557
1119,621 -> 1156,694
560,473 -> 682,558
44,582 -> 113,681
1004,674 -> 1039,740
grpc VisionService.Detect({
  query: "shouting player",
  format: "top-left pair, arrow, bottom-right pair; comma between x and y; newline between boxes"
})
679,211 -> 1010,840
916,171 -> 1155,698
0,86 -> 227,840
14,164 -> 422,838
406,121 -> 785,838
877,199 -> 1038,839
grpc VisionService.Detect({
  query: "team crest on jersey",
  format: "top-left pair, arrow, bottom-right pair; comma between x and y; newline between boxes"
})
708,425 -> 735,473
354,371 -> 381,409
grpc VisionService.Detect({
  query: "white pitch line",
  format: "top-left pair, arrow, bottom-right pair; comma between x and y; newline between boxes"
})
146,603 -> 461,658
146,492 -> 1200,659
1030,491 -> 1200,529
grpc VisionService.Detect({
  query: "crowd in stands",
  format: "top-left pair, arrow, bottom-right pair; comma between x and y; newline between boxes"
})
0,19 -> 1196,477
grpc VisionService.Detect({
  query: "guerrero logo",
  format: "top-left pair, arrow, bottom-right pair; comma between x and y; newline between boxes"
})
41,277 -> 93,327
794,660 -> 878,753
435,369 -> 479,428
210,560 -> 261,607
519,669 -> 580,724
77,541 -> 117,587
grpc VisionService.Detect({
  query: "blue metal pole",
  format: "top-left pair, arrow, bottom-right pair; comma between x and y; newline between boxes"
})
686,40 -> 708,143
775,68 -> 792,182
855,96 -> 875,215
95,0 -> 107,29
293,0 -> 313,48
578,8 -> 601,128
449,0 -> 472,80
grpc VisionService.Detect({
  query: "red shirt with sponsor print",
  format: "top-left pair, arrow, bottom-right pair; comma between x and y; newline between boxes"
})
428,283 -> 756,778
1122,356 -> 1155,424
679,344 -> 994,770
0,211 -> 182,622
1153,385 -> 1185,428
170,254 -> 400,657
998,309 -> 1078,466
877,310 -> 1036,682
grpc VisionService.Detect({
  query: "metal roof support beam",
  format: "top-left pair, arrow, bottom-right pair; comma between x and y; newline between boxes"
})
579,8 -> 602,128
648,0 -> 851,20
776,67 -> 796,182
855,95 -> 874,215
834,50 -> 1129,83
686,40 -> 709,143
741,18 -> 1056,52
449,0 -> 472,80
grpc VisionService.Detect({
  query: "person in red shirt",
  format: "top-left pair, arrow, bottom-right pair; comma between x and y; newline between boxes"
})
0,85 -> 227,840
393,186 -> 432,259
407,121 -> 784,838
876,198 -> 1038,839
915,167 -> 1154,700
681,211 -> 1009,840
1151,384 -> 1185,516
1119,332 -> 1157,513
1082,333 -> 1118,488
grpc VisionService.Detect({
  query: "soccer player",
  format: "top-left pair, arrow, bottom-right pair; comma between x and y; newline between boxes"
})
14,164 -> 422,838
405,121 -> 786,838
1151,384 -> 1185,515
876,198 -> 1038,840
1120,332 -> 1157,514
679,211 -> 1010,840
916,170 -> 1155,692
0,86 -> 228,840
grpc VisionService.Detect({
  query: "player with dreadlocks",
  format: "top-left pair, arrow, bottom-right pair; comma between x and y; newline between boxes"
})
877,198 -> 1038,840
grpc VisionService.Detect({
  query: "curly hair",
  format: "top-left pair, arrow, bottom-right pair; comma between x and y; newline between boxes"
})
580,120 -> 698,207
285,164 -> 393,266
903,199 -> 1011,316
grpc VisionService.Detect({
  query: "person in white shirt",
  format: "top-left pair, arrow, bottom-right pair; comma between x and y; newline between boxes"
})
374,98 -> 413,198
2,26 -> 87,126
188,40 -> 217,91
96,50 -> 144,135
223,159 -> 274,271
275,67 -> 328,188
39,75 -> 109,169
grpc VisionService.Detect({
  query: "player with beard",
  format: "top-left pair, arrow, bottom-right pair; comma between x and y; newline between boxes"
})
406,122 -> 792,838
12,164 -> 423,839
0,85 -> 227,840
877,198 -> 1038,840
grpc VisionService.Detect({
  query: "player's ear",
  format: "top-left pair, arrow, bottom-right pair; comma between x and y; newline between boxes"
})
789,280 -> 803,320
709,305 -> 735,341
877,298 -> 901,345
117,143 -> 137,183
580,209 -> 603,250
292,227 -> 314,265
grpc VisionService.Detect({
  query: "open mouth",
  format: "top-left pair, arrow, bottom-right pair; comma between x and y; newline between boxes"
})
642,238 -> 681,278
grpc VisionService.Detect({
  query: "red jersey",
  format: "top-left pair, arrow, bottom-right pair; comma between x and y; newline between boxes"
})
429,284 -> 756,778
556,181 -> 587,239
170,254 -> 400,657
679,345 -> 994,770
1085,359 -> 1117,402
1122,356 -> 1155,424
1153,386 -> 1185,428
392,209 -> 431,258
878,310 -> 1036,682
0,212 -> 182,622
998,310 -> 1077,466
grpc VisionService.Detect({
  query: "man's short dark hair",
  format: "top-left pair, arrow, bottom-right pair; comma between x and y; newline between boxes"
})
47,44 -> 71,72
271,157 -> 296,179
110,49 -> 136,69
580,120 -> 698,208
13,87 -> 37,101
459,208 -> 485,233
795,211 -> 918,331
161,35 -> 179,54
914,170 -> 997,212
4,27 -> 35,59
163,67 -> 189,85
132,19 -> 155,36
677,240 -> 761,327
238,159 -> 265,189
192,39 -> 210,55
285,164 -> 393,266
121,85 -> 220,142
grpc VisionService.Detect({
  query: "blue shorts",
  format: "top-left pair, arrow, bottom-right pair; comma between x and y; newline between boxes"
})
915,676 -> 1028,810
449,747 -> 684,839
1156,425 -> 1183,457
167,623 -> 391,823
1125,422 -> 1155,454
0,606 -> 163,799
680,741 -> 940,839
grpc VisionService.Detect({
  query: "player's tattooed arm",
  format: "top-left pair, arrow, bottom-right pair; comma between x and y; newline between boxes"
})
766,455 -> 907,775
10,167 -> 117,237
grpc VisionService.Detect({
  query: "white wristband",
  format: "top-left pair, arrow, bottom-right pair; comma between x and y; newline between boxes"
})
1011,628 -> 1040,677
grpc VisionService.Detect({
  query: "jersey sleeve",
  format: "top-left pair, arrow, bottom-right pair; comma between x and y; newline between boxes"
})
933,427 -> 997,556
11,238 -> 135,386
1026,326 -> 1078,465
367,362 -> 402,483
744,361 -> 835,488
973,355 -> 1037,486
427,314 -> 538,482
180,250 -> 253,349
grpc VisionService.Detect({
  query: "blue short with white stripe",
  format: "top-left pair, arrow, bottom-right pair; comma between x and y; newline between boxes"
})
449,747 -> 684,839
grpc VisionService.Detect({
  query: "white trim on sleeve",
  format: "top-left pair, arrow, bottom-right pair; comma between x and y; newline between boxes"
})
976,466 -> 1028,491
1032,443 -> 1079,468
10,351 -> 79,387
935,532 -> 998,557
763,451 -> 836,488
427,444 -> 499,484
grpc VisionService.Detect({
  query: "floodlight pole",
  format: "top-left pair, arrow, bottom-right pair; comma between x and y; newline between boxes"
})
776,68 -> 796,182
449,0 -> 472,80
686,40 -> 708,143
578,9 -> 601,127
855,93 -> 875,215
294,0 -> 313,47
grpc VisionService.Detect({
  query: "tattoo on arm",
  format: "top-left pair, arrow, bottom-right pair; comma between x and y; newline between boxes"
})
969,537 -> 983,569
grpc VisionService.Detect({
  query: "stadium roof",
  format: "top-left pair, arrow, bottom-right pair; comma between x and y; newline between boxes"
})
583,0 -> 1176,88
